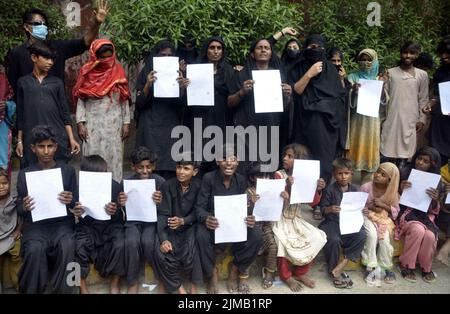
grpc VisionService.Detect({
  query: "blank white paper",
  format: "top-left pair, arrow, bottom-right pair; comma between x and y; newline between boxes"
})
187,63 -> 214,106
356,79 -> 383,117
438,81 -> 450,115
124,179 -> 157,222
214,194 -> 247,244
252,70 -> 283,113
339,192 -> 368,235
153,56 -> 179,98
25,168 -> 66,222
79,171 -> 111,221
400,169 -> 441,213
290,160 -> 320,204
253,178 -> 286,221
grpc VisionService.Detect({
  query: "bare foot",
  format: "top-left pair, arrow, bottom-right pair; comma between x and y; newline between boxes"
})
80,278 -> 89,294
127,282 -> 138,294
110,275 -> 120,294
189,283 -> 197,294
435,252 -> 450,266
331,258 -> 349,279
178,285 -> 187,294
295,275 -> 316,288
227,264 -> 239,293
206,267 -> 218,294
238,276 -> 250,294
284,277 -> 303,292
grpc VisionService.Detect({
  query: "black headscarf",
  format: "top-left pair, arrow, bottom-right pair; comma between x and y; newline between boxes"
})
198,36 -> 228,72
243,38 -> 282,79
137,39 -> 175,92
176,34 -> 198,64
280,38 -> 302,74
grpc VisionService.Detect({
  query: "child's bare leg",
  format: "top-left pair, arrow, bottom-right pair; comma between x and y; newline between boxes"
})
227,263 -> 239,293
127,282 -> 139,294
158,280 -> 166,294
284,277 -> 303,292
189,283 -> 198,294
206,266 -> 218,294
178,285 -> 187,294
436,239 -> 450,266
80,278 -> 89,294
110,275 -> 120,294
331,258 -> 349,278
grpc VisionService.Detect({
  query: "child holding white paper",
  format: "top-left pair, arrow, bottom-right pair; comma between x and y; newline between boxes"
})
16,125 -> 78,293
246,162 -> 286,289
72,155 -> 125,294
319,158 -> 366,289
117,146 -> 165,293
195,145 -> 261,294
360,162 -> 400,285
154,153 -> 203,294
396,147 -> 441,283
0,168 -> 22,292
435,159 -> 450,266
272,144 -> 326,292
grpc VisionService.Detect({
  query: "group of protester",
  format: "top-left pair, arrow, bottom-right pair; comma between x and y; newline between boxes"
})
0,0 -> 449,294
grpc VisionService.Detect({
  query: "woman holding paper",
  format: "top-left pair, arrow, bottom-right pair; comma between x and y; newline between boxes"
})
74,39 -> 131,182
425,36 -> 450,164
360,162 -> 400,285
228,38 -> 293,159
396,146 -> 441,283
135,40 -> 188,179
346,49 -> 381,183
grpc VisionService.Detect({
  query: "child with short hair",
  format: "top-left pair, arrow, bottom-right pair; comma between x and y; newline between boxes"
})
195,145 -> 261,294
0,168 -> 22,292
73,155 -> 125,294
360,162 -> 400,285
16,125 -> 78,293
396,147 -> 441,283
118,146 -> 165,293
16,41 -> 80,168
319,158 -> 366,288
272,143 -> 327,292
153,152 -> 202,294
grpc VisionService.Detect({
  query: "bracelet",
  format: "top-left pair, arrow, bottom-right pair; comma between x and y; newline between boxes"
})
281,30 -> 285,36
17,141 -> 22,144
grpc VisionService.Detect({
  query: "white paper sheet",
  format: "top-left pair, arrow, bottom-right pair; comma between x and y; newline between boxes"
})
187,63 -> 214,106
25,168 -> 67,222
123,179 -> 157,222
356,79 -> 383,117
79,171 -> 111,221
252,70 -> 283,113
253,179 -> 286,221
214,194 -> 247,244
290,160 -> 320,204
438,81 -> 450,115
400,169 -> 441,213
339,192 -> 368,235
153,56 -> 179,98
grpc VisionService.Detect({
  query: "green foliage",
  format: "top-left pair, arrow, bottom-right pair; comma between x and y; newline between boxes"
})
103,0 -> 303,65
305,0 -> 447,72
0,0 -> 72,63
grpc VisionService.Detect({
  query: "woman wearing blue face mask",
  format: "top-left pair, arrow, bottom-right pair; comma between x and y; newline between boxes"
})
6,0 -> 109,102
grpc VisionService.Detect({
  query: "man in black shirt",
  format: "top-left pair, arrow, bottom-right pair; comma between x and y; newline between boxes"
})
6,1 -> 109,98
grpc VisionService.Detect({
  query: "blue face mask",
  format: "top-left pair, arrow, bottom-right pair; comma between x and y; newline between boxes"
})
31,25 -> 48,40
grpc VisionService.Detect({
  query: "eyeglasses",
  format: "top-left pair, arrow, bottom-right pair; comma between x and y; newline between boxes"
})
28,21 -> 46,26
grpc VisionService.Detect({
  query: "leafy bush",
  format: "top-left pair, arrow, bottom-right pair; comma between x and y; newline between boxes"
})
0,0 -> 71,63
103,0 -> 303,65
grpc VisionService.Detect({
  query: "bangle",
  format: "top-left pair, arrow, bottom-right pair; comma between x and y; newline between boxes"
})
17,141 -> 22,144
281,30 -> 285,36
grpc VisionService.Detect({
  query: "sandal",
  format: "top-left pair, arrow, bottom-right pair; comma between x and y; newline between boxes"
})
398,266 -> 416,283
331,275 -> 348,289
341,272 -> 354,289
313,207 -> 323,220
422,271 -> 436,283
384,270 -> 396,284
261,267 -> 274,289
